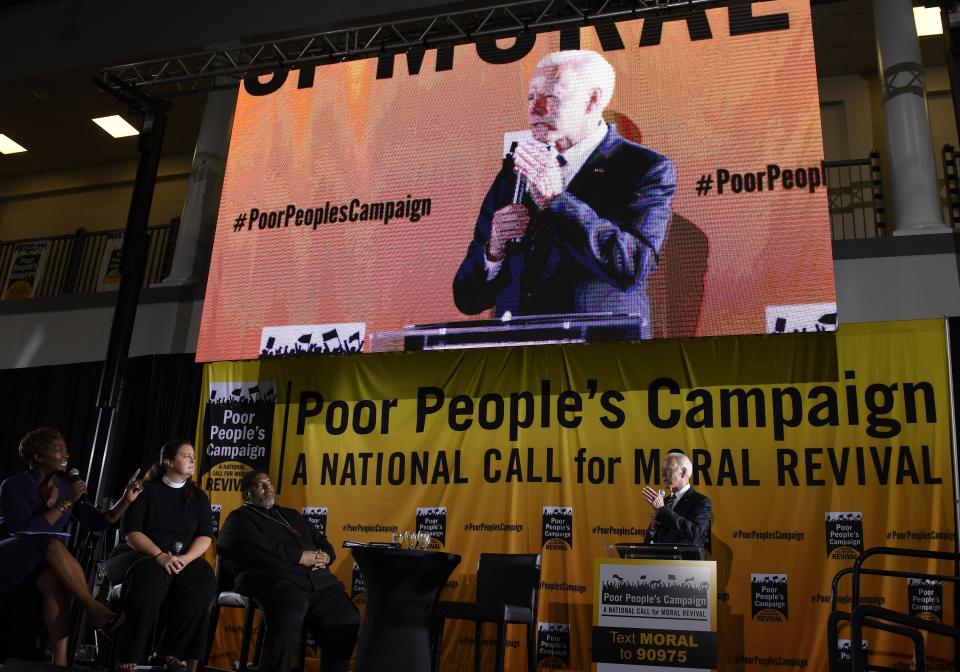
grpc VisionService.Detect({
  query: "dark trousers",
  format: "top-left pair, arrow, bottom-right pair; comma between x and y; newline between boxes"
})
257,582 -> 360,672
108,553 -> 216,663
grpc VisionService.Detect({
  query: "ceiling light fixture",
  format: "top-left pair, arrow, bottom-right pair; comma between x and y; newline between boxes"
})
0,134 -> 27,154
914,7 -> 943,37
92,115 -> 139,138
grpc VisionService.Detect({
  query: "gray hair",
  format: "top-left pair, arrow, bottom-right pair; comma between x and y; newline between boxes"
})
663,451 -> 693,474
535,50 -> 616,110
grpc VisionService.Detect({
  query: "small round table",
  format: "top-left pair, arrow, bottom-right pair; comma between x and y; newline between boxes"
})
351,545 -> 461,672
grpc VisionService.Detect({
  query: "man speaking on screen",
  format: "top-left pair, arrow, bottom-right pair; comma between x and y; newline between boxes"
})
452,49 -> 676,338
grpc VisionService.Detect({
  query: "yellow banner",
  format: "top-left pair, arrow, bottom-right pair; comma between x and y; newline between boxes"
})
200,319 -> 956,671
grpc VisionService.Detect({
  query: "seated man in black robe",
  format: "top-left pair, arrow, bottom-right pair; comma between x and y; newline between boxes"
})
217,471 -> 360,671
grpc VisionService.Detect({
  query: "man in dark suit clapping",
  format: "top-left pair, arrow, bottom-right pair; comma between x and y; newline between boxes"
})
642,452 -> 712,552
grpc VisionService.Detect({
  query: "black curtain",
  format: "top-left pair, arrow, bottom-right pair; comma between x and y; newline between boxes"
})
0,354 -> 203,661
0,354 -> 203,496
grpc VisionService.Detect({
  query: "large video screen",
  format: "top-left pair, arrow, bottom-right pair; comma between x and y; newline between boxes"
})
198,0 -> 836,362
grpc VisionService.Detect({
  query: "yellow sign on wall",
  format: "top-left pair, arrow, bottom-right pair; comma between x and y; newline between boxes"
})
200,319 -> 955,671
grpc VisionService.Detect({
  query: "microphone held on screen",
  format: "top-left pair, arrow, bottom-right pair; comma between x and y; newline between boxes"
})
507,141 -> 528,245
172,541 -> 184,555
503,140 -> 527,244
509,141 -> 528,207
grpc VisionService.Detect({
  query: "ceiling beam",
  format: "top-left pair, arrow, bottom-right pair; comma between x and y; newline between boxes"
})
98,0 -> 737,96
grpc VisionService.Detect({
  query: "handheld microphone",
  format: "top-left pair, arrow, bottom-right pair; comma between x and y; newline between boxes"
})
508,141 -> 528,206
66,468 -> 87,502
507,141 -> 528,245
172,541 -> 184,556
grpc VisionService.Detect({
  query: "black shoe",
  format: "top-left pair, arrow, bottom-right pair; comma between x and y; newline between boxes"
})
96,612 -> 125,641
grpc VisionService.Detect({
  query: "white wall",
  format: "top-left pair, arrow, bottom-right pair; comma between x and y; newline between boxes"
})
0,291 -> 203,368
835,253 -> 960,324
819,73 -> 879,160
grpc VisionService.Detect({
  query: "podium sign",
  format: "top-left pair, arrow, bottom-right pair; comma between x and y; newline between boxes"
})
593,559 -> 717,671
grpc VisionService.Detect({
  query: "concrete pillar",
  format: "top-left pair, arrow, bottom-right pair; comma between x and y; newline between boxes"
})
161,85 -> 237,284
873,0 -> 950,234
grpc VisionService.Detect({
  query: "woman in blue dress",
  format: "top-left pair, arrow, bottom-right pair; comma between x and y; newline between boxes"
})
0,427 -> 144,666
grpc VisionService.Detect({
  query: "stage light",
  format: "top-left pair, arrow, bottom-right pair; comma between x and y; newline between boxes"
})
92,115 -> 139,138
914,7 -> 943,37
0,134 -> 27,154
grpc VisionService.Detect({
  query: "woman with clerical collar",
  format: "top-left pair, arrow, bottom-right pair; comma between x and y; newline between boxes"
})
107,440 -> 216,671
0,427 -> 143,665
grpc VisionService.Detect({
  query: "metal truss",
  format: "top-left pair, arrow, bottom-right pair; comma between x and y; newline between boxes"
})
98,0 -> 735,96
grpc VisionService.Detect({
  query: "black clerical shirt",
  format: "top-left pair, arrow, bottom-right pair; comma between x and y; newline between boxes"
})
122,480 -> 213,553
217,504 -> 340,595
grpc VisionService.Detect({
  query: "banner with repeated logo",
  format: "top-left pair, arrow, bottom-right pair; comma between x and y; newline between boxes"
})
199,319 -> 956,671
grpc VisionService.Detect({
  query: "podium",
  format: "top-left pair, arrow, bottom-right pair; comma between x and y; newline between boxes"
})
610,543 -> 704,561
593,548 -> 717,671
369,313 -> 646,352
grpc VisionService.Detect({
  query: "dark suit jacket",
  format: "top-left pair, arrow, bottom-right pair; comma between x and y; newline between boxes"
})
452,124 -> 676,338
647,487 -> 712,552
217,504 -> 342,596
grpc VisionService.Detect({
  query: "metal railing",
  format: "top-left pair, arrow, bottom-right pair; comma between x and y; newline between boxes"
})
942,144 -> 960,228
0,218 -> 178,300
825,150 -> 886,240
827,546 -> 960,672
